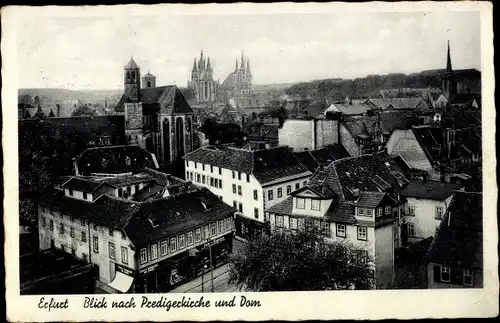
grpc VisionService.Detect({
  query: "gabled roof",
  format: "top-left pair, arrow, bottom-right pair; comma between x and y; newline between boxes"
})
116,86 -> 193,115
426,192 -> 482,268
292,183 -> 335,199
62,177 -> 103,193
326,100 -> 373,115
368,98 -> 428,111
124,58 -> 140,69
355,191 -> 386,208
293,145 -> 351,173
378,111 -> 417,133
342,116 -> 387,139
267,196 -> 293,215
184,146 -> 311,185
412,126 -> 444,164
396,180 -> 462,200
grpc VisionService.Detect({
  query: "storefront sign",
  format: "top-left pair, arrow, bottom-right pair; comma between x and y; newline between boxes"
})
139,263 -> 158,275
116,264 -> 134,276
201,237 -> 225,250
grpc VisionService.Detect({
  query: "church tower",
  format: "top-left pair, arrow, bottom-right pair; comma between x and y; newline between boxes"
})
124,57 -> 141,102
188,50 -> 219,104
142,71 -> 156,88
442,41 -> 456,100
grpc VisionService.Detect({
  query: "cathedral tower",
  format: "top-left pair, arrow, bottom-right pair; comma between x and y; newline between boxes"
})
124,57 -> 141,102
188,50 -> 219,104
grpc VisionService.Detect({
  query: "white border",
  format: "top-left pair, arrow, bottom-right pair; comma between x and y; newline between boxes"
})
3,2 -> 497,321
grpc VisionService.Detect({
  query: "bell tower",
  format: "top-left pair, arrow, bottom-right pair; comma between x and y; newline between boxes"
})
124,57 -> 141,102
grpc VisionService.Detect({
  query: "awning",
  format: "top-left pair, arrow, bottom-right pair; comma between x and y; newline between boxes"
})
108,272 -> 134,293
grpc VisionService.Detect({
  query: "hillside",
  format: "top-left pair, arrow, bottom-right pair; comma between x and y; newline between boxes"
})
18,88 -> 123,107
285,70 -> 448,100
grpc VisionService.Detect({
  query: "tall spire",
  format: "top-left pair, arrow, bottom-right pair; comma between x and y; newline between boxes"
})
240,50 -> 245,69
446,40 -> 452,72
193,57 -> 197,71
207,57 -> 212,70
236,59 -> 238,71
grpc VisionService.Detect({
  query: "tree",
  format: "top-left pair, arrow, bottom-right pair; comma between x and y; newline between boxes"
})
228,229 -> 375,291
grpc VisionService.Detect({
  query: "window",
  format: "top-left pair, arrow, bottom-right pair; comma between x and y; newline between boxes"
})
298,218 -> 305,230
463,270 -> 473,286
303,181 -> 307,187
93,236 -> 99,253
202,175 -> 206,184
357,226 -> 367,241
289,218 -> 298,230
246,174 -> 250,183
169,238 -> 177,252
202,164 -> 205,171
377,208 -> 383,217
210,177 -> 214,187
83,192 -> 88,200
358,208 -> 365,216
178,235 -> 186,249
321,221 -> 330,236
70,227 -> 75,238
254,208 -> 259,219
408,205 -> 415,216
233,200 -> 237,209
385,205 -> 391,215
68,189 -> 73,196
49,220 -> 54,230
286,185 -> 292,195
277,188 -> 283,198
238,185 -> 242,196
238,172 -> 241,180
276,215 -> 284,227
366,209 -> 373,216
435,206 -> 444,220
394,227 -> 399,241
226,218 -> 231,230
232,184 -> 237,194
219,179 -> 223,189
311,199 -> 320,211
296,198 -> 305,209
211,223 -> 217,236
93,224 -> 98,231
140,248 -> 147,264
336,224 -> 346,238
41,217 -> 46,227
210,165 -> 213,173
151,243 -> 158,259
253,190 -> 258,200
196,174 -> 200,182
80,219 -> 85,226
109,229 -> 113,237
120,246 -> 128,264
232,171 -> 235,179
79,230 -> 86,242
203,225 -> 209,239
59,223 -> 65,234
219,168 -> 222,175
268,190 -> 274,201
161,240 -> 168,256
440,266 -> 451,282
295,183 -> 300,190
195,162 -> 198,169
118,188 -> 123,197
195,228 -> 201,242
238,202 -> 243,213
121,231 -> 126,240
109,242 -> 116,260
407,223 -> 416,237
218,221 -> 224,233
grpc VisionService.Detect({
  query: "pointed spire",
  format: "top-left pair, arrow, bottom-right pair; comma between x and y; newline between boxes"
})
193,57 -> 197,71
446,40 -> 452,72
207,57 -> 212,70
241,50 -> 245,69
236,59 -> 238,71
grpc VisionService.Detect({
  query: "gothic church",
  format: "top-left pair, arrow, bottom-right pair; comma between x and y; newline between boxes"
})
116,58 -> 194,167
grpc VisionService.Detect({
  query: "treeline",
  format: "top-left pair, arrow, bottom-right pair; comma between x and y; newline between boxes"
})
285,70 -> 445,100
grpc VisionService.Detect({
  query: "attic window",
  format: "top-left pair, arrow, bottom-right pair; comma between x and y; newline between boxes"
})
148,218 -> 159,228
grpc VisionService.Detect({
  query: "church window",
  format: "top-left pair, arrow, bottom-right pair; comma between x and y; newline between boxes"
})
147,81 -> 151,88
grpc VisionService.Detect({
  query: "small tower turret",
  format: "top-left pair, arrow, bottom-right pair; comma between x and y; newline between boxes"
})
124,57 -> 141,102
142,70 -> 156,88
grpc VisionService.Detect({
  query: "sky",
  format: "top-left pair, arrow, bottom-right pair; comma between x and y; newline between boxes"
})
16,9 -> 481,90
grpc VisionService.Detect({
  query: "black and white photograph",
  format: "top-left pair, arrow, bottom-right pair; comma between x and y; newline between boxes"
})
3,2 -> 497,321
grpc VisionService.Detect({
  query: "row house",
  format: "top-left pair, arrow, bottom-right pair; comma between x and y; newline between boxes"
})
426,191 -> 482,288
183,145 -> 312,238
396,180 -> 462,244
266,151 -> 410,289
37,169 -> 235,293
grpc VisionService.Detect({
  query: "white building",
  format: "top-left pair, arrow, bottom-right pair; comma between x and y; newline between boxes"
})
396,180 -> 462,243
266,151 -> 410,289
278,118 -> 339,152
183,145 -> 312,233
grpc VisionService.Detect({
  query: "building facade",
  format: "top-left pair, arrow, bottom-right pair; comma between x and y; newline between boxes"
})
116,58 -> 195,167
278,118 -> 339,152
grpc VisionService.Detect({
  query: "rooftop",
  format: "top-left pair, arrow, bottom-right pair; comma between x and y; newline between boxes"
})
396,180 -> 462,200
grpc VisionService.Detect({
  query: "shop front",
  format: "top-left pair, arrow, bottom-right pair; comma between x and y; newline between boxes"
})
135,232 -> 234,293
108,263 -> 135,293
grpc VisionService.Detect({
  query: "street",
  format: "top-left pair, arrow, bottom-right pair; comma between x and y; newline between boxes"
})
169,263 -> 243,293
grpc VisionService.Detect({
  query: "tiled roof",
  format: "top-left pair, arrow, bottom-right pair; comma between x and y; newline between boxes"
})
125,188 -> 235,246
116,86 -> 193,115
325,144 -> 351,160
75,145 -> 158,175
427,192 -> 482,268
184,146 -> 311,185
325,201 -> 356,224
368,98 -> 426,111
412,126 -> 444,164
378,111 -> 417,133
326,100 -> 373,115
266,196 -> 293,215
342,116 -> 388,139
293,144 -> 350,173
62,177 -> 103,193
396,180 -> 462,200
38,189 -> 141,229
355,191 -> 386,208
294,151 -> 320,173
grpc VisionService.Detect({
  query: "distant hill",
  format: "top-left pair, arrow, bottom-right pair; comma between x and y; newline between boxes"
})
285,70 -> 451,100
253,83 -> 296,94
18,88 -> 123,107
